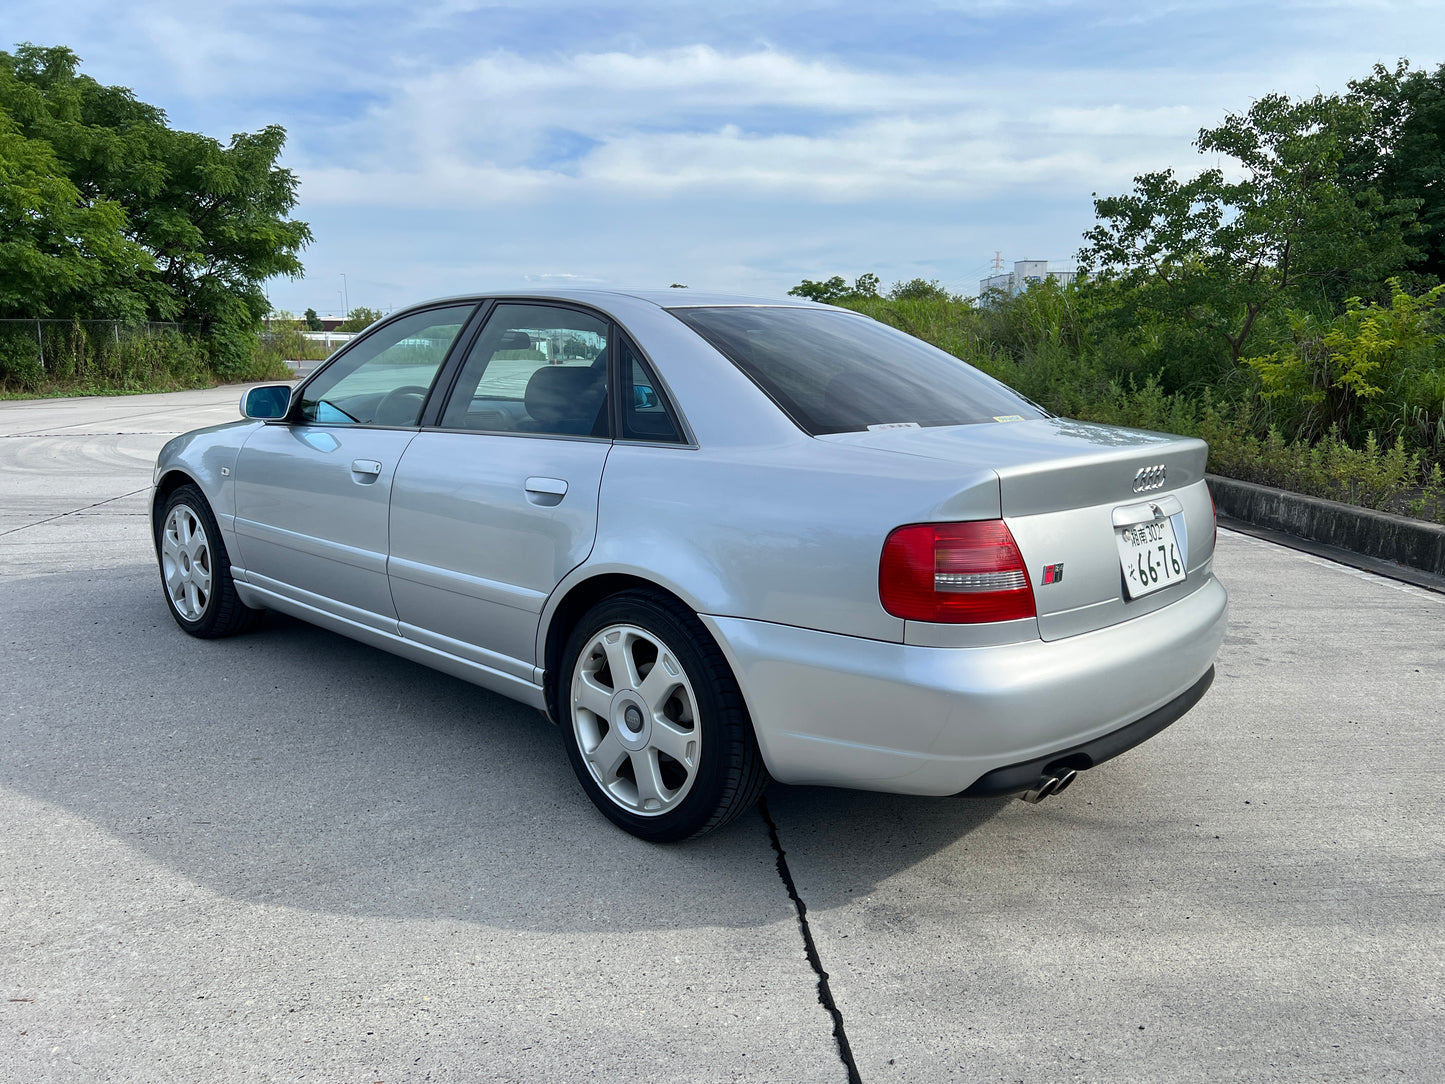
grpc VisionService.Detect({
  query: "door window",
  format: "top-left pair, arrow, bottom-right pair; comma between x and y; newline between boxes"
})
440,305 -> 610,437
297,305 -> 475,427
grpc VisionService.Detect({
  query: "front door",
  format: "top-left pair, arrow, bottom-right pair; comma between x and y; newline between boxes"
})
231,303 -> 476,629
387,303 -> 613,677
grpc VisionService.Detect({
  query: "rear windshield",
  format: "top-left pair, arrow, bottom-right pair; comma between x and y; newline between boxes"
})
669,306 -> 1046,435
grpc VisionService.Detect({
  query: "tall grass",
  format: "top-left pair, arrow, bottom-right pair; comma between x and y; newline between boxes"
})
0,323 -> 291,397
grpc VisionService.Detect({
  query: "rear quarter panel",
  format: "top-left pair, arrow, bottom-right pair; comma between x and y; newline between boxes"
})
564,437 -> 1006,643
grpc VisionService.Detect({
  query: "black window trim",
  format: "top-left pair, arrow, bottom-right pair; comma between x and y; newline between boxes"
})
421,298 -> 616,440
609,326 -> 692,447
275,295 -> 700,447
420,298 -> 496,429
413,298 -> 698,448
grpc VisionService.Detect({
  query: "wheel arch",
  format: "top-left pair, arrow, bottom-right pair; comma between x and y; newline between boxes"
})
540,571 -> 715,726
151,469 -> 202,551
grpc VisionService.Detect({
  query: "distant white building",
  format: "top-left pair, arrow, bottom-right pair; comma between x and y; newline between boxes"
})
979,260 -> 1079,300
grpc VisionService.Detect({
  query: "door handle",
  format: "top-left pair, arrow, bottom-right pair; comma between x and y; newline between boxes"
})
525,476 -> 568,497
525,476 -> 568,506
350,459 -> 384,485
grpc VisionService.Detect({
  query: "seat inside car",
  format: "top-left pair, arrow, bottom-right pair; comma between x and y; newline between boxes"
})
522,363 -> 607,436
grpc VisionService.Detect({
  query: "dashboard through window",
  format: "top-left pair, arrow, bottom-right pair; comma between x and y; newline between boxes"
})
297,305 -> 474,427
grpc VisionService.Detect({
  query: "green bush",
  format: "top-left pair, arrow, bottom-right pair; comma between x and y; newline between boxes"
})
0,322 -> 288,397
1244,280 -> 1445,447
0,329 -> 44,389
257,326 -> 332,367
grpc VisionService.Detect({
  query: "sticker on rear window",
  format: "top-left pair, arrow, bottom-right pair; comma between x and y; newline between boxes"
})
866,421 -> 922,431
993,414 -> 1025,423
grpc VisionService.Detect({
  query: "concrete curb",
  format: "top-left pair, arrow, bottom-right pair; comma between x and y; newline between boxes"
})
1206,474 -> 1445,578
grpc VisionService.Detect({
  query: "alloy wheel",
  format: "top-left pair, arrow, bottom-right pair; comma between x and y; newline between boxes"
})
570,623 -> 702,816
161,503 -> 213,621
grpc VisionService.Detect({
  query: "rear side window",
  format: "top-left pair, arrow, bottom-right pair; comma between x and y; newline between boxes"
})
619,338 -> 683,443
440,304 -> 610,437
669,306 -> 1045,435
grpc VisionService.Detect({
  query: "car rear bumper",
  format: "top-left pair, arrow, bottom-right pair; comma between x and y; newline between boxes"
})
699,573 -> 1227,796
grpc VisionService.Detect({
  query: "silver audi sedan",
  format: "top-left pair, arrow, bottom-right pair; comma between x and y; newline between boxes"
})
152,290 -> 1227,841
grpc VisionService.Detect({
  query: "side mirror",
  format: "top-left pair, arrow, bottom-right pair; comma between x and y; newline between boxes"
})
633,384 -> 659,409
240,384 -> 293,420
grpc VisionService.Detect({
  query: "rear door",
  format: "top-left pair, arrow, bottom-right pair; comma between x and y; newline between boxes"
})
231,304 -> 475,629
387,303 -> 614,679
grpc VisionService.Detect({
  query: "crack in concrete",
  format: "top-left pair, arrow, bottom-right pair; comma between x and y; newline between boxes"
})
760,795 -> 863,1084
0,431 -> 178,438
0,487 -> 152,538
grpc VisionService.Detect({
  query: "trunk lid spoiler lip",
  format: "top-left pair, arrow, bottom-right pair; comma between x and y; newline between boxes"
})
815,416 -> 1197,466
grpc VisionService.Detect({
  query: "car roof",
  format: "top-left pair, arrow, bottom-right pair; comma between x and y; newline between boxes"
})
402,287 -> 847,312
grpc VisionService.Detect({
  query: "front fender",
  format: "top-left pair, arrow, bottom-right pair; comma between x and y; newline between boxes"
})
151,420 -> 260,558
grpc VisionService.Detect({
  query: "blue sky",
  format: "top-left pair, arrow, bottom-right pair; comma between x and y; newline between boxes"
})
9,1 -> 1445,316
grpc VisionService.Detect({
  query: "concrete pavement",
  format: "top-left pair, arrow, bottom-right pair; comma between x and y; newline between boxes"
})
1,386 -> 1441,1082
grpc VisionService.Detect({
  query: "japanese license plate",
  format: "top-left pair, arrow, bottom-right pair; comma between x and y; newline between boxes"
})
1116,516 -> 1186,599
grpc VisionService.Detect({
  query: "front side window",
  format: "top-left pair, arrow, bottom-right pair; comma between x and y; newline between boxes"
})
669,306 -> 1046,436
297,305 -> 474,426
440,304 -> 610,437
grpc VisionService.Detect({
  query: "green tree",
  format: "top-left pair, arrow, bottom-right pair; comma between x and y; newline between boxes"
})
304,307 -> 322,331
888,278 -> 948,301
1079,92 -> 1418,375
0,111 -> 156,318
0,43 -> 312,371
338,306 -> 383,332
1345,60 -> 1445,284
788,273 -> 880,304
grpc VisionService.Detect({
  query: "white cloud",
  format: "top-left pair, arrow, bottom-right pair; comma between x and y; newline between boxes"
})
299,46 -> 1238,209
11,0 -> 1445,309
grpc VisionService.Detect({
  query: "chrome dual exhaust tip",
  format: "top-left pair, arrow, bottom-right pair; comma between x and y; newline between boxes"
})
1021,768 -> 1078,804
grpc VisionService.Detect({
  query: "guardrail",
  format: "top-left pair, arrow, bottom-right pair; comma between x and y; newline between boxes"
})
1208,473 -> 1445,579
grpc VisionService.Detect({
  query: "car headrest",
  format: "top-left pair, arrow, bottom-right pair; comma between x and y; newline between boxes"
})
497,330 -> 534,352
524,365 -> 605,434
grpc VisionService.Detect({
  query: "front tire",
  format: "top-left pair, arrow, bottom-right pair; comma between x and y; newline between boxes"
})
156,484 -> 261,638
560,590 -> 767,842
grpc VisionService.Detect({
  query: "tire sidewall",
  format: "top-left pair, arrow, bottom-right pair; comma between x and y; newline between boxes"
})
559,592 -> 742,843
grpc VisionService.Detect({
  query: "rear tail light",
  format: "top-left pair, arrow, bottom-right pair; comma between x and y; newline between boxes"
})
879,520 -> 1036,623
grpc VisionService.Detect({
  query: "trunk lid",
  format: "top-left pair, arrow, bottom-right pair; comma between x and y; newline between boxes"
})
819,418 -> 1215,640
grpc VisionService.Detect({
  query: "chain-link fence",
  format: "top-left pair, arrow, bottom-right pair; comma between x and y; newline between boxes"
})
0,318 -> 199,370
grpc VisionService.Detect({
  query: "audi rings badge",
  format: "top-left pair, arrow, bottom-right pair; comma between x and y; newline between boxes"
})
1132,464 -> 1167,492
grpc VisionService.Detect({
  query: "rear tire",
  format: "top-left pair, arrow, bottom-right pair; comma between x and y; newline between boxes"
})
156,484 -> 262,638
559,589 -> 768,842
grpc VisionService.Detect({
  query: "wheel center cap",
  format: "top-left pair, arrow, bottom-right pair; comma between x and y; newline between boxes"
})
608,690 -> 652,751
623,704 -> 644,733
180,553 -> 191,572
